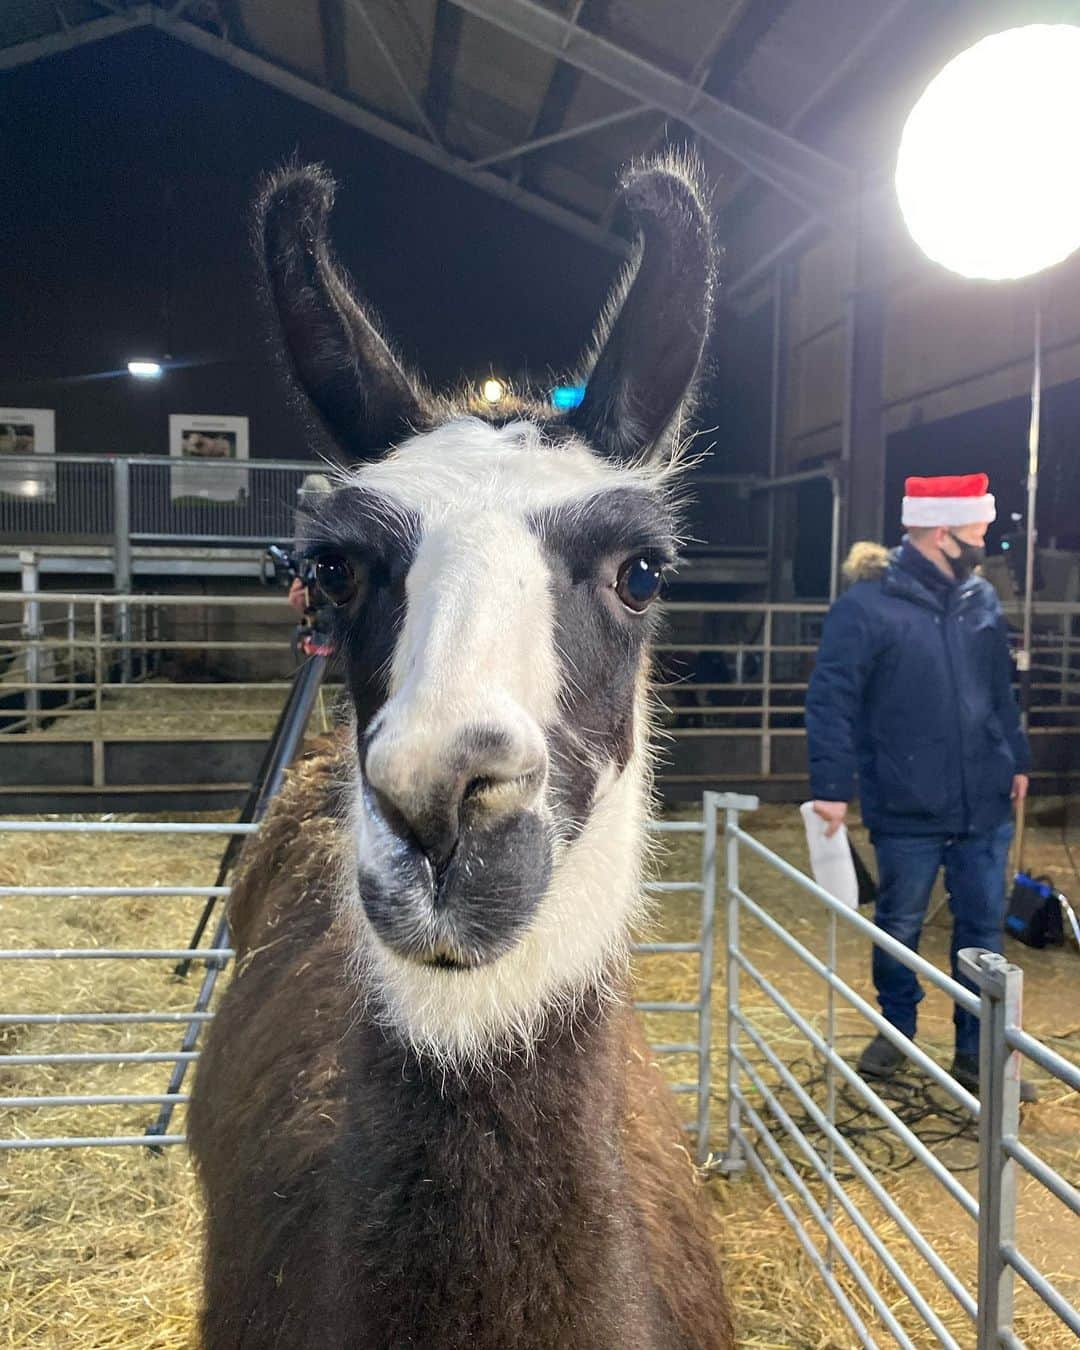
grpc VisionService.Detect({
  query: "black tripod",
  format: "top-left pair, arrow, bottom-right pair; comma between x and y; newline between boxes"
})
146,551 -> 333,1144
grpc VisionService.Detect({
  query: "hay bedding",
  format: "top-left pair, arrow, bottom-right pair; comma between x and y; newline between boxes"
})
1,804 -> 1078,1348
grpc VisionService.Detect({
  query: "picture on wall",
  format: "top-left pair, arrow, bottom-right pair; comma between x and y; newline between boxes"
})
168,414 -> 249,504
0,408 -> 56,502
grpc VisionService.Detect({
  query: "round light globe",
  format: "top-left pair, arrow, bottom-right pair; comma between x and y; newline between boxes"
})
896,24 -> 1080,280
481,377 -> 506,404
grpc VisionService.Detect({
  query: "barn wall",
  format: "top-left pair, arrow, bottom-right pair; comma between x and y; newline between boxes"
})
782,218 -> 1080,471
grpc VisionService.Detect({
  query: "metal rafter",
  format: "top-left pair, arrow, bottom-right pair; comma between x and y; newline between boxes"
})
318,0 -> 349,93
347,0 -> 445,148
724,0 -> 916,300
443,0 -> 854,213
0,8 -> 148,70
469,104 -> 648,171
156,11 -> 629,256
513,0 -> 617,192
424,0 -> 464,144
595,0 -> 773,230
721,0 -> 915,226
0,5 -> 628,257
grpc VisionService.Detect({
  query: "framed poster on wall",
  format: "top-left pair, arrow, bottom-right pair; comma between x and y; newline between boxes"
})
168,414 -> 250,503
0,408 -> 56,501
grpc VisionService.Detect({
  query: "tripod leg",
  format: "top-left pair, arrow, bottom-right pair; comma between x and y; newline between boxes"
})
147,655 -> 328,1144
173,660 -> 319,976
146,915 -> 231,1147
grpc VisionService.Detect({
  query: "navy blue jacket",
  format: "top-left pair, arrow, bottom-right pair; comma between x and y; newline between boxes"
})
805,541 -> 1030,838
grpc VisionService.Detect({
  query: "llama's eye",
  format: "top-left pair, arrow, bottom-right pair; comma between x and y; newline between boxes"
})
314,554 -> 363,607
615,556 -> 665,612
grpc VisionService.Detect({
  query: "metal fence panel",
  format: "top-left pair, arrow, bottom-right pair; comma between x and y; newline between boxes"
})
1,805 -> 719,1161
718,797 -> 1080,1349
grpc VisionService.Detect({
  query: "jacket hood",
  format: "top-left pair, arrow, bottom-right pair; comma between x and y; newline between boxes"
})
842,541 -> 891,583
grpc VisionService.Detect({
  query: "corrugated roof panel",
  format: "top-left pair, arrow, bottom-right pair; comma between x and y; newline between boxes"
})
240,0 -> 326,84
590,0 -> 747,80
446,12 -> 560,155
0,0 -> 67,47
730,0 -> 890,127
342,0 -> 437,134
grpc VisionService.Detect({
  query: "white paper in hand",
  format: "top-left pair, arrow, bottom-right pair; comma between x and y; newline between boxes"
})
799,802 -> 859,910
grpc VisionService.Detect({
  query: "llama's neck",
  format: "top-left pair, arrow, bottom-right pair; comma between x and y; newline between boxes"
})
332,986 -> 659,1350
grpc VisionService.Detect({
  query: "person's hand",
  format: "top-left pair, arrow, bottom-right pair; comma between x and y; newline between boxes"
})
1011,774 -> 1029,803
812,800 -> 848,838
287,577 -> 307,615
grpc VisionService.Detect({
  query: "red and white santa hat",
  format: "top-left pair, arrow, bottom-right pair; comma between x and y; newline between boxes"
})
902,473 -> 996,528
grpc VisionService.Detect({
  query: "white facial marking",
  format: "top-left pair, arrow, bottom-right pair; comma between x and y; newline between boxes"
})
337,418 -> 662,1067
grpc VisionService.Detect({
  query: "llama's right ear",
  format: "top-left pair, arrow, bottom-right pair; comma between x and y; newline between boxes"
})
568,158 -> 716,465
256,164 -> 430,463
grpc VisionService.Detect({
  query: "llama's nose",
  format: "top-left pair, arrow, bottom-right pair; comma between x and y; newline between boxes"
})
363,720 -> 548,870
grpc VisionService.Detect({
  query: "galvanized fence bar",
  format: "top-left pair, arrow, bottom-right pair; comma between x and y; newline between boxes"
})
735,1125 -> 877,1349
2,803 -> 720,1157
721,799 -> 1080,1348
736,1059 -> 921,1349
1001,1246 -> 1080,1338
0,822 -> 258,835
732,881 -> 978,1112
695,791 -> 718,1155
732,1006 -> 975,1324
0,1012 -> 214,1025
0,886 -> 230,897
0,948 -> 235,961
960,949 -> 1020,1347
1002,1136 -> 1080,1217
0,1135 -> 187,1151
732,946 -> 980,1220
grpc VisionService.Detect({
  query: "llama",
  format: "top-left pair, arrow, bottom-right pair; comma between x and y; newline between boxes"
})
188,154 -> 734,1350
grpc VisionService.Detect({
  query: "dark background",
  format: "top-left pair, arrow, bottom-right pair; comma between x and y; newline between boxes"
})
3,26 -> 1076,596
0,26 -> 768,471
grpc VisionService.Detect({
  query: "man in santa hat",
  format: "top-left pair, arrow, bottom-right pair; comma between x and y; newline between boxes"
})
805,473 -> 1033,1098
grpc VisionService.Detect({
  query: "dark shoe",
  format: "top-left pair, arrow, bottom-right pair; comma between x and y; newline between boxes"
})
858,1033 -> 906,1079
950,1053 -> 1039,1103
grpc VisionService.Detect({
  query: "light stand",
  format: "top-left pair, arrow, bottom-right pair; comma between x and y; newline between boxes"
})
1014,300 -> 1041,870
894,23 -> 1080,873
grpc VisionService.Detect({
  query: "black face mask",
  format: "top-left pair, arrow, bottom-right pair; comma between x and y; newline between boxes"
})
945,532 -> 986,580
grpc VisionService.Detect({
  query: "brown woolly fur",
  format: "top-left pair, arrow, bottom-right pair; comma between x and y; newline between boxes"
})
189,740 -> 734,1350
842,540 -> 891,584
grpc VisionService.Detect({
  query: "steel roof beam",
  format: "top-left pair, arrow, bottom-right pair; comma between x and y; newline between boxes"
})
0,7 -> 150,70
348,0 -> 445,149
443,0 -> 854,214
0,5 -> 629,257
155,12 -> 630,257
469,104 -> 648,170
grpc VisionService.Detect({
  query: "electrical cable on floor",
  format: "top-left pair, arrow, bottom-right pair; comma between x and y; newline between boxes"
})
725,1038 -> 980,1183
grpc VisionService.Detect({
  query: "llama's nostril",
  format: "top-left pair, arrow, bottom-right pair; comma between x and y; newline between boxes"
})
460,776 -> 495,806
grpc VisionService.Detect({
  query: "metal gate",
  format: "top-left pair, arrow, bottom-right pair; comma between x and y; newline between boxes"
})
0,805 -> 718,1158
717,792 -> 1080,1348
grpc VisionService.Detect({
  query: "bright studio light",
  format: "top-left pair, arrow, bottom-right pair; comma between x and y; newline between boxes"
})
127,360 -> 163,379
481,377 -> 506,404
896,24 -> 1080,280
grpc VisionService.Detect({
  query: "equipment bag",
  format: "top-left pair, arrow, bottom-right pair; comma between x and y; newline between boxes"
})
1006,873 -> 1067,948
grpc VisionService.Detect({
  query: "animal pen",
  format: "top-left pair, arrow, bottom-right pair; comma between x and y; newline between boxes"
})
1,589 -> 1079,1347
3,793 -> 1079,1346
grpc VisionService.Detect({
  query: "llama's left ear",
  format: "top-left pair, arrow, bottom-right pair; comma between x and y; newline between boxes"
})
255,162 -> 431,463
569,158 -> 717,464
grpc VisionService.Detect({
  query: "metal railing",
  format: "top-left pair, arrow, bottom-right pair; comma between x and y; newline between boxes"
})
4,589 -> 1079,799
718,793 -> 1080,1348
0,802 -> 718,1158
0,454 -> 310,552
0,589 -> 302,793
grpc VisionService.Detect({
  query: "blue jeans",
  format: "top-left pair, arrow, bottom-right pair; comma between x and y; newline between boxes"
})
871,822 -> 1013,1058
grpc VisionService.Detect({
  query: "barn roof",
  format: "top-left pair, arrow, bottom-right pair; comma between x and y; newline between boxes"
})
0,0 -> 974,299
